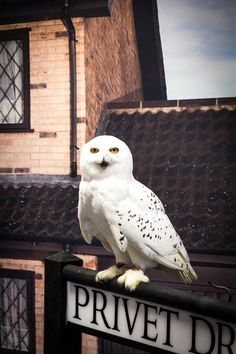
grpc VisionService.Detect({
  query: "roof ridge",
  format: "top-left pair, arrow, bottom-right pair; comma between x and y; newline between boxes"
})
106,97 -> 236,112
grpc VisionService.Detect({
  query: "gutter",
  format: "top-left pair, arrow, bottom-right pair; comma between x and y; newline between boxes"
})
62,0 -> 78,177
0,1 -> 112,25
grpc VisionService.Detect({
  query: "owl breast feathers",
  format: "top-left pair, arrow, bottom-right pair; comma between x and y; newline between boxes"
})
78,135 -> 197,291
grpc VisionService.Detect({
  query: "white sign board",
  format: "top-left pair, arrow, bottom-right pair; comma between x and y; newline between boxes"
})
66,282 -> 236,354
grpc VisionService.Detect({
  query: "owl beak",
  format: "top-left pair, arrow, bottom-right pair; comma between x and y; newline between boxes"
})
99,158 -> 109,169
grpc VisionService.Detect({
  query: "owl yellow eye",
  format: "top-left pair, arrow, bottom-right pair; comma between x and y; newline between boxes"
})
90,147 -> 99,154
109,147 -> 119,154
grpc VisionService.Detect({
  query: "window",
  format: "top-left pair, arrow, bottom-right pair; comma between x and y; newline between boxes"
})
0,29 -> 31,132
0,269 -> 35,354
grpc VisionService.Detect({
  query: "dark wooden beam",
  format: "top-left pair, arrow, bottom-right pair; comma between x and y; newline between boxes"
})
0,240 -> 109,260
132,0 -> 167,100
0,0 -> 112,25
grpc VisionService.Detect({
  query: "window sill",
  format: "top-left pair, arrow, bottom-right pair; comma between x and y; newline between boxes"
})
0,128 -> 34,133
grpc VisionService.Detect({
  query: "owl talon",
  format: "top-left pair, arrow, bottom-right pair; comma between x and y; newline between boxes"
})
117,269 -> 149,292
95,264 -> 127,283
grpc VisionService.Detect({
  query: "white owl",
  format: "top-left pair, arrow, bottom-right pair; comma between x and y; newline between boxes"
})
78,135 -> 197,291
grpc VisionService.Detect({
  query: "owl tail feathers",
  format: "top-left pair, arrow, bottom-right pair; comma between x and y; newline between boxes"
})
179,264 -> 198,284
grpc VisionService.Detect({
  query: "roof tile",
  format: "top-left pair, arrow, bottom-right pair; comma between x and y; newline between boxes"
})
98,107 -> 236,250
0,185 -> 81,243
0,106 -> 235,252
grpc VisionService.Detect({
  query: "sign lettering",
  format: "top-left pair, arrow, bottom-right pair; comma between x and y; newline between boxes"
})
66,282 -> 236,354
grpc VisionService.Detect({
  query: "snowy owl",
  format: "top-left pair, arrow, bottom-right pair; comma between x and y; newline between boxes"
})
78,135 -> 197,291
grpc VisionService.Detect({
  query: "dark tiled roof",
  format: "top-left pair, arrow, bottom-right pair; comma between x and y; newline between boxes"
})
97,107 -> 236,251
0,105 -> 235,252
0,184 -> 81,243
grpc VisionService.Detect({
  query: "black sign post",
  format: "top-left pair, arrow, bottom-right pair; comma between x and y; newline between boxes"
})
44,251 -> 83,354
44,252 -> 236,354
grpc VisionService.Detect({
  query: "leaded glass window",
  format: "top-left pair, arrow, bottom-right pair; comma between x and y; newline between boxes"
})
0,40 -> 23,124
0,269 -> 35,354
0,29 -> 30,131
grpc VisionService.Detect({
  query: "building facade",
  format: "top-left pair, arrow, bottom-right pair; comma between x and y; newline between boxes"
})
1,1 -> 235,354
0,1 -> 148,353
0,0 -> 143,175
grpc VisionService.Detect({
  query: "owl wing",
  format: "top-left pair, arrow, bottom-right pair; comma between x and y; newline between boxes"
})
78,183 -> 127,253
129,180 -> 165,213
78,197 -> 115,253
78,185 -> 99,245
115,180 -> 196,281
78,200 -> 94,244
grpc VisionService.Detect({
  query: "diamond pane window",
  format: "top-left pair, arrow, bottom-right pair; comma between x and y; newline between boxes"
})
0,40 -> 23,124
0,29 -> 30,131
0,270 -> 35,354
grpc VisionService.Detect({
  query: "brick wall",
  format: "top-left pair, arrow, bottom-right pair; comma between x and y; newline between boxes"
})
0,255 -> 97,354
84,0 -> 143,141
0,1 -> 143,174
0,258 -> 45,354
0,19 -> 86,175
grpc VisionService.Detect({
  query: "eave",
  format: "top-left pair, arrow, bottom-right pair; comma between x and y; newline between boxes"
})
132,0 -> 167,100
0,0 -> 112,25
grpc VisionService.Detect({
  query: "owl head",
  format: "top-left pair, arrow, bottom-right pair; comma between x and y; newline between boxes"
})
80,135 -> 133,180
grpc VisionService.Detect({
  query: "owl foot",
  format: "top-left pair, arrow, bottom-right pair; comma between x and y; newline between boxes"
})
117,269 -> 149,292
95,263 -> 128,283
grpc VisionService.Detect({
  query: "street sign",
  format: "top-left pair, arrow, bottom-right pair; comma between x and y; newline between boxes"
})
44,252 -> 236,354
67,281 -> 236,354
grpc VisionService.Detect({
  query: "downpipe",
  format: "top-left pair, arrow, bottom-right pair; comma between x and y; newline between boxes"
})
62,0 -> 78,177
